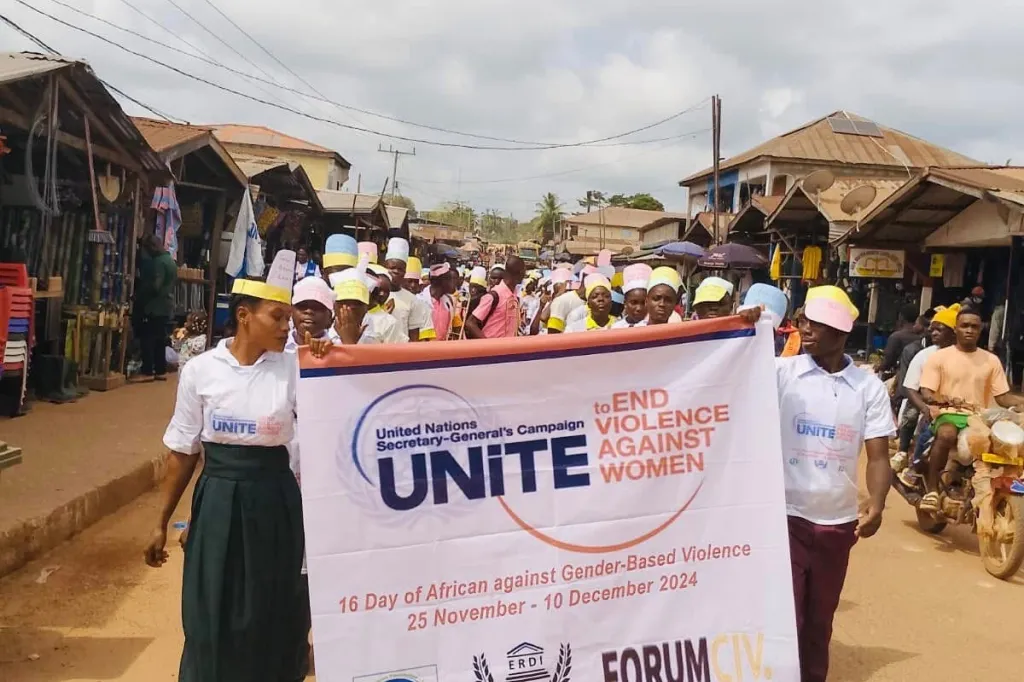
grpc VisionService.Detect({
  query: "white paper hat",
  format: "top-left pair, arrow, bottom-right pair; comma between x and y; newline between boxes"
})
385,237 -> 410,263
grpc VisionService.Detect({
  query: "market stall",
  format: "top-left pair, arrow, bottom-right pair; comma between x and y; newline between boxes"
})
132,118 -> 247,348
0,53 -> 165,403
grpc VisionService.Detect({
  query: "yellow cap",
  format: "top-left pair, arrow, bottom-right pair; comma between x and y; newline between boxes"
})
610,272 -> 624,288
933,303 -> 960,330
584,274 -> 611,299
231,279 -> 291,304
803,285 -> 859,332
334,279 -> 369,305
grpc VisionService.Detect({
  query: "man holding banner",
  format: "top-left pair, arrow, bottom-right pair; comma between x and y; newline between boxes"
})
777,285 -> 894,682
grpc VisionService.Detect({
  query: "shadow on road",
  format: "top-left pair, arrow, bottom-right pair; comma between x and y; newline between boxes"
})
900,519 -> 980,556
0,627 -> 152,681
830,640 -> 917,682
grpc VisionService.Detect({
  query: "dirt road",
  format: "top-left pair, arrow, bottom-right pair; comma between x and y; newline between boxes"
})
0,484 -> 1021,681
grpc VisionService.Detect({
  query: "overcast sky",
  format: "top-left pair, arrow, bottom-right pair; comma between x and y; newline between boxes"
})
6,0 -> 1024,220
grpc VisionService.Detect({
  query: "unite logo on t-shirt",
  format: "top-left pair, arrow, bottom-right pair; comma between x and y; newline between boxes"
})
793,414 -> 857,453
212,413 -> 283,437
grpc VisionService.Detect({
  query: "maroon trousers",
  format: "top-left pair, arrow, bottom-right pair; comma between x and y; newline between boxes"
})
788,516 -> 857,682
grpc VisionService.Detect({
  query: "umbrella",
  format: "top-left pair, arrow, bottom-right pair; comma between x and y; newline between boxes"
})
539,249 -> 554,259
434,243 -> 461,258
655,241 -> 705,259
698,243 -> 767,270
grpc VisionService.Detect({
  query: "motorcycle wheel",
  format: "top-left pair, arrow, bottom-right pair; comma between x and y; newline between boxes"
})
916,508 -> 947,534
980,496 -> 1024,580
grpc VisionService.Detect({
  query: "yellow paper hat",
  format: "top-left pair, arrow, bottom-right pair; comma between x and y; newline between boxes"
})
231,249 -> 294,304
405,256 -> 423,280
584,273 -> 611,299
610,271 -> 624,288
647,266 -> 682,292
334,279 -> 370,305
933,303 -> 960,330
323,234 -> 359,268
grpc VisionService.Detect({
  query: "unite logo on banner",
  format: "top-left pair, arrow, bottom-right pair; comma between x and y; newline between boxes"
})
342,379 -> 726,553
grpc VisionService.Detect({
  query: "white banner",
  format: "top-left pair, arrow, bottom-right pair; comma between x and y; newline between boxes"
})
297,318 -> 799,682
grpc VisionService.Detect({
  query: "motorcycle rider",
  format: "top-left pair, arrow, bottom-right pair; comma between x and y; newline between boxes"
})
918,306 -> 1024,512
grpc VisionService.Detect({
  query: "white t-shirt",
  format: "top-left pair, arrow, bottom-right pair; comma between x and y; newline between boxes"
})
547,291 -> 585,332
163,339 -> 296,455
902,344 -> 938,392
364,306 -> 406,344
612,317 -> 648,329
776,354 -> 895,525
389,287 -> 435,340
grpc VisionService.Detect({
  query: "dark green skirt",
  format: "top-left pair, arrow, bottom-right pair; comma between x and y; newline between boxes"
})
179,442 -> 308,682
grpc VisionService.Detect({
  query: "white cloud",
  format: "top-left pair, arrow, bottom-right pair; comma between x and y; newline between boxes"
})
7,0 -> 1024,220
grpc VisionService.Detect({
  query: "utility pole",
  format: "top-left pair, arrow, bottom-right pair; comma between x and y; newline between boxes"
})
377,144 -> 416,199
711,95 -> 722,245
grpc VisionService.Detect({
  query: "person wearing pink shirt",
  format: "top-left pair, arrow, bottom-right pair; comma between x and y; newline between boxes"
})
420,262 -> 457,340
464,256 -> 525,339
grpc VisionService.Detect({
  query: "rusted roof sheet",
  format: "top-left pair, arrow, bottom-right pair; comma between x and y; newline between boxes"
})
928,166 -> 1024,194
564,206 -> 687,230
680,111 -> 980,185
751,195 -> 783,215
131,117 -> 209,153
209,123 -> 351,168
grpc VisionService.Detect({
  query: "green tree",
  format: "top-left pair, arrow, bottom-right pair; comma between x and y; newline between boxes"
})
577,190 -> 606,211
608,192 -> 665,211
422,201 -> 476,231
535,192 -> 564,243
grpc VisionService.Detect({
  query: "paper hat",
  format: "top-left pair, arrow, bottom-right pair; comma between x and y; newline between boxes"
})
693,276 -> 734,306
421,267 -> 430,281
611,271 -> 624,288
292,276 -> 335,311
490,263 -> 506,273
622,264 -> 653,294
803,285 -> 859,332
334,279 -> 370,305
368,263 -> 389,277
648,267 -> 682,292
555,262 -> 573,271
596,265 -> 615,279
323,234 -> 358,268
385,237 -> 410,263
550,268 -> 572,285
357,241 -> 378,264
581,264 -> 597,277
597,249 -> 613,267
231,249 -> 295,304
405,256 -> 423,280
469,266 -> 488,287
933,303 -> 960,330
430,262 -> 451,277
611,290 -> 625,305
331,253 -> 378,292
584,273 -> 611,299
741,283 -> 788,329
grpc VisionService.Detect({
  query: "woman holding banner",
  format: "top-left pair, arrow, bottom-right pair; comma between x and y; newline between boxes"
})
144,249 -> 310,682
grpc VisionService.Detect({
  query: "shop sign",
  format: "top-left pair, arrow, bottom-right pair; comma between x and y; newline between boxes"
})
849,248 -> 905,278
929,254 -> 945,277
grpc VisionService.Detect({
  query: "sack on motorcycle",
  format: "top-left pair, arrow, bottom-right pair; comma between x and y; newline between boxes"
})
990,420 -> 1024,460
956,416 -> 991,465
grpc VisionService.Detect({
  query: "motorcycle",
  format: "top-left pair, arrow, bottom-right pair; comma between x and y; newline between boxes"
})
891,414 -> 1024,580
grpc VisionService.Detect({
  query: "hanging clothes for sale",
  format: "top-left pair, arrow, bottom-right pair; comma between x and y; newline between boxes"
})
943,252 -> 966,288
801,245 -> 822,282
152,183 -> 182,260
226,189 -> 265,279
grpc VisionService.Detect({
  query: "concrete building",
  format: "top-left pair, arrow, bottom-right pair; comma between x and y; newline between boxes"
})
678,111 -> 979,217
558,207 -> 686,256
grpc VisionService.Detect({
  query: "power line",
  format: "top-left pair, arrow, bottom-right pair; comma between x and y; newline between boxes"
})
160,0 -> 286,88
15,1 -> 710,152
405,129 -> 709,185
0,12 -> 178,122
48,0 -> 297,111
114,0 -> 215,61
23,1 -> 710,150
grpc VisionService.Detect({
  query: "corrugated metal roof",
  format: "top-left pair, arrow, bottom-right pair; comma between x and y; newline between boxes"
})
209,123 -> 351,168
564,206 -> 687,229
318,191 -> 382,214
751,195 -> 783,215
385,205 -> 409,228
131,117 -> 210,153
0,52 -> 73,85
680,111 -> 981,185
929,166 -> 1024,194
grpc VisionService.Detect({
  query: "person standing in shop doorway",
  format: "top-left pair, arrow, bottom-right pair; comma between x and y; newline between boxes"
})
134,234 -> 178,382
